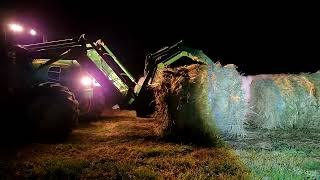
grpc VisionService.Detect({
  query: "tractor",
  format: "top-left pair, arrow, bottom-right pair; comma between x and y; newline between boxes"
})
0,33 -> 211,142
0,39 -> 79,142
32,58 -> 106,120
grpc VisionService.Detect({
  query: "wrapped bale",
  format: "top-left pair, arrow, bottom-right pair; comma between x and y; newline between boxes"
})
152,63 -> 247,146
248,73 -> 320,130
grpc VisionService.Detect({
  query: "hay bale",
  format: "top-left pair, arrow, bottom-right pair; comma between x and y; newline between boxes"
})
152,58 -> 320,145
306,72 -> 320,102
246,76 -> 284,129
248,74 -> 320,130
210,63 -> 247,137
152,63 -> 247,145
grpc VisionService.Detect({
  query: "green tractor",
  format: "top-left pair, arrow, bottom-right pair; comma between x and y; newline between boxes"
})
0,40 -> 79,142
0,34 -> 211,142
32,59 -> 106,120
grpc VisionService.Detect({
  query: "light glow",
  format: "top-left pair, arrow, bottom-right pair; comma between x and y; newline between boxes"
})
30,29 -> 37,36
8,23 -> 24,32
81,76 -> 92,86
81,76 -> 101,87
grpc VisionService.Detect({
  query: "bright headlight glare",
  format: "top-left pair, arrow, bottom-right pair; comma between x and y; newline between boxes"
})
81,76 -> 92,86
8,23 -> 24,32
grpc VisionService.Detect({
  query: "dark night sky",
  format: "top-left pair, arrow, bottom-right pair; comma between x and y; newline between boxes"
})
1,1 -> 319,77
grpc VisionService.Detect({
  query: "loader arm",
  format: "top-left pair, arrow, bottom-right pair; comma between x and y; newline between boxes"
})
20,35 -> 137,106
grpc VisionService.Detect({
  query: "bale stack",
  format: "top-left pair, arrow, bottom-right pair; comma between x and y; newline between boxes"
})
248,73 -> 320,130
152,58 -> 320,145
152,63 -> 247,145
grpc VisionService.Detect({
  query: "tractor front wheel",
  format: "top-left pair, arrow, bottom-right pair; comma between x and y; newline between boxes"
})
28,82 -> 79,141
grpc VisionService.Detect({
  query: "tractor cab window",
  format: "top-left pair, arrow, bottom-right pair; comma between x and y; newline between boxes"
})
48,66 -> 61,82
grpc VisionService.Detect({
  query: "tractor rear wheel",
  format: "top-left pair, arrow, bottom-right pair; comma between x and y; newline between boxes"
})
28,82 -> 79,141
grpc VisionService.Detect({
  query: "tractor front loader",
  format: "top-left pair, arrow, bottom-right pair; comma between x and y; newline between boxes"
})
0,34 -> 212,142
24,35 -> 212,116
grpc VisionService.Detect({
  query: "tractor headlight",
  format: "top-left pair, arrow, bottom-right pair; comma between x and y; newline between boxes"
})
81,76 -> 92,86
81,76 -> 101,87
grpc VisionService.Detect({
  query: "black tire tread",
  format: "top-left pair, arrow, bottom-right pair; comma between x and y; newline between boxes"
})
28,82 -> 79,141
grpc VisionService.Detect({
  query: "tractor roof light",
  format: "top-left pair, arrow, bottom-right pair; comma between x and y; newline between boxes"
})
8,23 -> 24,32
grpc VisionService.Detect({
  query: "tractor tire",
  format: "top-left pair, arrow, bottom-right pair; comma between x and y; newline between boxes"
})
27,82 -> 79,141
78,89 -> 105,122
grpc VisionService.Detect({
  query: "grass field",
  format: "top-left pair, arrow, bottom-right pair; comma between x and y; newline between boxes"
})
0,110 -> 319,179
229,128 -> 320,179
0,110 -> 248,179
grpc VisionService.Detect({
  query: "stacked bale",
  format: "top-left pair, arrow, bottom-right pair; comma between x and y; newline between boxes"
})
152,55 -> 320,146
209,64 -> 247,137
152,63 -> 247,145
248,73 -> 320,130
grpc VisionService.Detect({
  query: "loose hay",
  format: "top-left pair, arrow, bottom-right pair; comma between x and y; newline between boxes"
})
152,63 -> 247,146
248,74 -> 320,130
